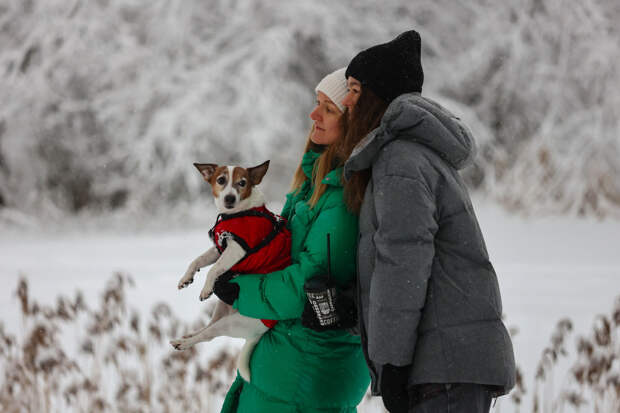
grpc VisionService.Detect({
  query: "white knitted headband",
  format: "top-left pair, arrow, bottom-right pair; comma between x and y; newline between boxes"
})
315,67 -> 347,113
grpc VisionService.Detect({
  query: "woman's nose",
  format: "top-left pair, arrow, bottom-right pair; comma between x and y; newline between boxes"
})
341,92 -> 352,108
309,106 -> 321,121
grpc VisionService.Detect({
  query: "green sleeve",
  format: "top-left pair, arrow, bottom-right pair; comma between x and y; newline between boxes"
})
230,204 -> 358,320
280,192 -> 294,218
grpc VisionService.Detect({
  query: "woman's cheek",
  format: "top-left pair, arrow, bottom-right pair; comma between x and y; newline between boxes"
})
325,128 -> 340,145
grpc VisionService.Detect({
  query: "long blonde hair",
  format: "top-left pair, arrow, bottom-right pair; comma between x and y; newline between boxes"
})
290,122 -> 344,208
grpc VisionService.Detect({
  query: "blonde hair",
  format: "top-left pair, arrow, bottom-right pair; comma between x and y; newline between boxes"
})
290,123 -> 344,208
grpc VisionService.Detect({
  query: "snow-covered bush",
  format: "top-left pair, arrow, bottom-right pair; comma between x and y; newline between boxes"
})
0,0 -> 618,222
443,0 -> 620,217
0,0 -> 334,220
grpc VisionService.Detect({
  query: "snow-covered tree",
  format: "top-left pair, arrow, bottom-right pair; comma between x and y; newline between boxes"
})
0,0 -> 618,223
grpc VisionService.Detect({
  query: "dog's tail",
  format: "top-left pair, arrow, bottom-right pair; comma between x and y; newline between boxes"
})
237,336 -> 260,382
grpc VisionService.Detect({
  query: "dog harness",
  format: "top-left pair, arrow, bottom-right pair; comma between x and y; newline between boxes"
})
209,205 -> 291,329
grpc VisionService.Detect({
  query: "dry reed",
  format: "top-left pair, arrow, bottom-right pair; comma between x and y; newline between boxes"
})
0,273 -> 237,412
2,275 -> 617,412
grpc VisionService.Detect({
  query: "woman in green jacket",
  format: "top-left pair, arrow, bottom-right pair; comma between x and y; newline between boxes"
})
214,68 -> 370,412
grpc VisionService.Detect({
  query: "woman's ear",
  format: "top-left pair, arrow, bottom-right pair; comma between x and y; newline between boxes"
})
247,160 -> 270,185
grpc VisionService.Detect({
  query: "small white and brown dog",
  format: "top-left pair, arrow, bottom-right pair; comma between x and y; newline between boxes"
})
170,160 -> 291,382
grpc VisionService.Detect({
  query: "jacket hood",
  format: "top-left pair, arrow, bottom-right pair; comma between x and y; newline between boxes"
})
344,93 -> 476,179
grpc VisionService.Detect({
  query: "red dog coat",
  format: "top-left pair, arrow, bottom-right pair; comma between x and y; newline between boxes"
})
209,205 -> 291,328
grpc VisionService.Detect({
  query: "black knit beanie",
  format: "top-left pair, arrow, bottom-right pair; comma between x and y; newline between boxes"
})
345,30 -> 424,103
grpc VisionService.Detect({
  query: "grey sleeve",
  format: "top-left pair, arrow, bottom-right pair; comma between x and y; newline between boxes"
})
367,173 -> 438,366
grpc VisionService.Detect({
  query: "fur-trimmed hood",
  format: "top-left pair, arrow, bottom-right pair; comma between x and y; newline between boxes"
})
344,93 -> 476,179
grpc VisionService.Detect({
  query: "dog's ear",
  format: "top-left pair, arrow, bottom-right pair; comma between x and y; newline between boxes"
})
247,160 -> 270,186
193,163 -> 218,182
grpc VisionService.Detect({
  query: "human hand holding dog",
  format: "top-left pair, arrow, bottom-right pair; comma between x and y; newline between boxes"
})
213,276 -> 240,305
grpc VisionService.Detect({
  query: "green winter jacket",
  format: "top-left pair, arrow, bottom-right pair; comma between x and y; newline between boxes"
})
220,150 -> 370,413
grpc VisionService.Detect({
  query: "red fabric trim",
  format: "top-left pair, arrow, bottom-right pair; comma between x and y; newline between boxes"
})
260,319 -> 278,328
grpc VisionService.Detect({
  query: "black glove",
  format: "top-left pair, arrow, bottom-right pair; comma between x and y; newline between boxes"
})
380,364 -> 411,413
336,282 -> 358,333
213,272 -> 240,305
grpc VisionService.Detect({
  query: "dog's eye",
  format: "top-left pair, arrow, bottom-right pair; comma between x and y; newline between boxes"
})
216,177 -> 226,185
238,180 -> 246,187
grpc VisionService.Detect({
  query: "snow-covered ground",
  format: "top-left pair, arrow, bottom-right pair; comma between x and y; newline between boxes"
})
474,199 -> 620,402
1,197 -> 619,411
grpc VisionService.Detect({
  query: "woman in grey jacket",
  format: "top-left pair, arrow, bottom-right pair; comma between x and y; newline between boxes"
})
338,30 -> 516,413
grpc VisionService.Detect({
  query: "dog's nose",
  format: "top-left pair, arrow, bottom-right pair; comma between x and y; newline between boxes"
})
224,194 -> 236,205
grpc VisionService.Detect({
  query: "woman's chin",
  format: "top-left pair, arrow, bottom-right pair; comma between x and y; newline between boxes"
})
310,134 -> 324,145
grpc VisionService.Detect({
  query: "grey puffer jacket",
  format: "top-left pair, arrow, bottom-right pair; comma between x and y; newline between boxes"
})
344,93 -> 515,395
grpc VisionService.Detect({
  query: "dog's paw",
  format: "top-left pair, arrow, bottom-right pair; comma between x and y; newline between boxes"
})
178,278 -> 193,290
199,287 -> 213,301
170,338 -> 192,351
177,272 -> 196,290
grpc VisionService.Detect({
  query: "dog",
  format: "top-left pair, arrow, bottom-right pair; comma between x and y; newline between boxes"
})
170,160 -> 291,382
